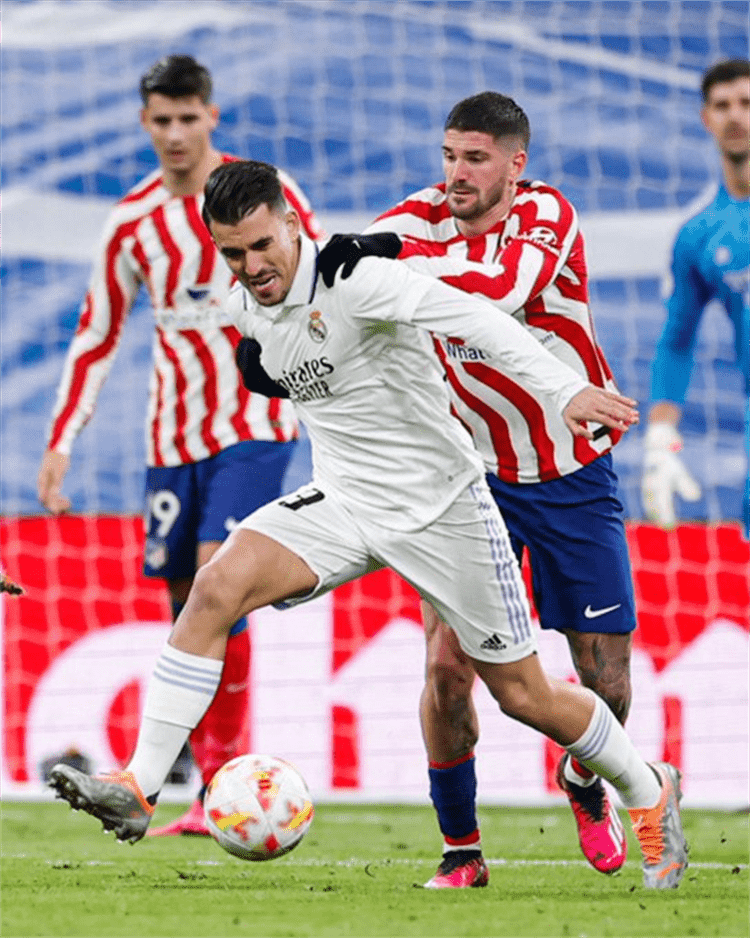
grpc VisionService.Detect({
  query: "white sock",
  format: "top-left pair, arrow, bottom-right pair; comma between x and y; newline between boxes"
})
566,693 -> 661,809
563,758 -> 598,788
127,644 -> 223,799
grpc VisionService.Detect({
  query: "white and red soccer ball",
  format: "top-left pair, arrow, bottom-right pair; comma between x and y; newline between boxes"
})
204,754 -> 314,861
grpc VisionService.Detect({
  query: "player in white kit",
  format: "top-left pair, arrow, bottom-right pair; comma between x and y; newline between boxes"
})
36,56 -> 322,837
319,91 -> 643,886
49,160 -> 688,891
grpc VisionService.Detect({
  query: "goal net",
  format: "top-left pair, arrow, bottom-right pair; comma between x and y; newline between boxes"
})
2,0 -> 748,805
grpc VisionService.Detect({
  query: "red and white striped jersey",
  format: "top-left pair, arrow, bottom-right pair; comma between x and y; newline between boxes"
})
47,157 -> 324,467
368,180 -> 621,484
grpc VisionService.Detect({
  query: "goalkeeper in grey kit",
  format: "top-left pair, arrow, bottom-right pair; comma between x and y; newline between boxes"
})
49,159 -> 688,891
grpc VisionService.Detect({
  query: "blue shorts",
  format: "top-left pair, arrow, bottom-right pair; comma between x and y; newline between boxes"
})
486,454 -> 636,634
143,440 -> 297,580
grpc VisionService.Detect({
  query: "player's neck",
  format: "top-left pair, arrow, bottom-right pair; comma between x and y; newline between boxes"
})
722,154 -> 750,201
161,148 -> 224,197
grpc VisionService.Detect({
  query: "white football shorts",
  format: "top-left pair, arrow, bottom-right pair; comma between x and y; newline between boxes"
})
238,479 -> 537,664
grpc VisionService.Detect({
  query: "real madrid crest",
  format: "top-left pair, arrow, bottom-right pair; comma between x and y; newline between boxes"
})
308,309 -> 327,343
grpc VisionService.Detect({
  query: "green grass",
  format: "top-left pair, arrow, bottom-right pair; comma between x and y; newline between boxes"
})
2,801 -> 747,938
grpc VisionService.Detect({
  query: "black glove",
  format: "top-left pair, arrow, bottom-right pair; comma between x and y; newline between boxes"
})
235,337 -> 289,398
316,232 -> 402,288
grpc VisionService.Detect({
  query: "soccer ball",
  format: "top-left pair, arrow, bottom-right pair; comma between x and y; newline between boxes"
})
203,754 -> 314,861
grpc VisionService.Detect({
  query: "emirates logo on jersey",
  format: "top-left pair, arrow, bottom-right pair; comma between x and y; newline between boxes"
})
308,310 -> 328,343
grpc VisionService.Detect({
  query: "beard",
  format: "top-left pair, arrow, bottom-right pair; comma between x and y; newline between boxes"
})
447,177 -> 509,221
721,123 -> 749,164
725,144 -> 750,165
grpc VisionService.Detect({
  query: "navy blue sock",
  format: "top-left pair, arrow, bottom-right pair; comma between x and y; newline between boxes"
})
428,752 -> 480,849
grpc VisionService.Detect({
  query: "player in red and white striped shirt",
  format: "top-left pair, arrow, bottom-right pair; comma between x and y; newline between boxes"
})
37,55 -> 323,837
367,92 -> 637,887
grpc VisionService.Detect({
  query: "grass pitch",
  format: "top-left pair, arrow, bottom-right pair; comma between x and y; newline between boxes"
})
2,800 -> 747,938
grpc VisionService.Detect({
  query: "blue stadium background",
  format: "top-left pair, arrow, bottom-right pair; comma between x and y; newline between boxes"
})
2,0 -> 748,521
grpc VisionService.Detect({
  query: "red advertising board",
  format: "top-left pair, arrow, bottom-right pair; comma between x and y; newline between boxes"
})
1,516 -> 748,806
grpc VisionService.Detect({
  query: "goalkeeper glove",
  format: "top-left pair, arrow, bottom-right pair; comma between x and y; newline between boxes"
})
641,422 -> 701,528
235,338 -> 289,398
316,233 -> 403,288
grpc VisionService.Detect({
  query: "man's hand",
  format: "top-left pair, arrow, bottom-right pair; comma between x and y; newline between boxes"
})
0,572 -> 24,595
562,386 -> 639,438
316,233 -> 403,288
37,450 -> 72,515
235,337 -> 289,398
641,422 -> 701,528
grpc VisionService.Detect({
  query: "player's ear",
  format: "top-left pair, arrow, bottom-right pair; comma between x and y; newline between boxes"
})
285,210 -> 301,241
207,103 -> 220,131
510,147 -> 528,181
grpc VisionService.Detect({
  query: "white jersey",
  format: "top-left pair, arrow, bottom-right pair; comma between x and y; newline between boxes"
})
367,180 -> 622,483
47,158 -> 322,467
228,235 -> 588,532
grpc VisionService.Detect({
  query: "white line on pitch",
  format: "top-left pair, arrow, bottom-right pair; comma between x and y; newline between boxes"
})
22,856 -> 747,872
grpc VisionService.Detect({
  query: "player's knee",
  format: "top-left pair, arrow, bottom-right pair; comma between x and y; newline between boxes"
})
190,560 -> 251,626
189,563 -> 229,614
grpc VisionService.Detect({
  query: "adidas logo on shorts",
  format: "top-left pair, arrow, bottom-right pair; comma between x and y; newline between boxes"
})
479,633 -> 507,652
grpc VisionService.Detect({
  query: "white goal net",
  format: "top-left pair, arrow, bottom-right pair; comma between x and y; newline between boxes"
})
2,1 -> 747,806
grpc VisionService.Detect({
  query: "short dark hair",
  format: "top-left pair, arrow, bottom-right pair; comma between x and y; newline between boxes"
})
701,59 -> 750,102
202,160 -> 286,229
140,55 -> 213,105
444,91 -> 530,150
